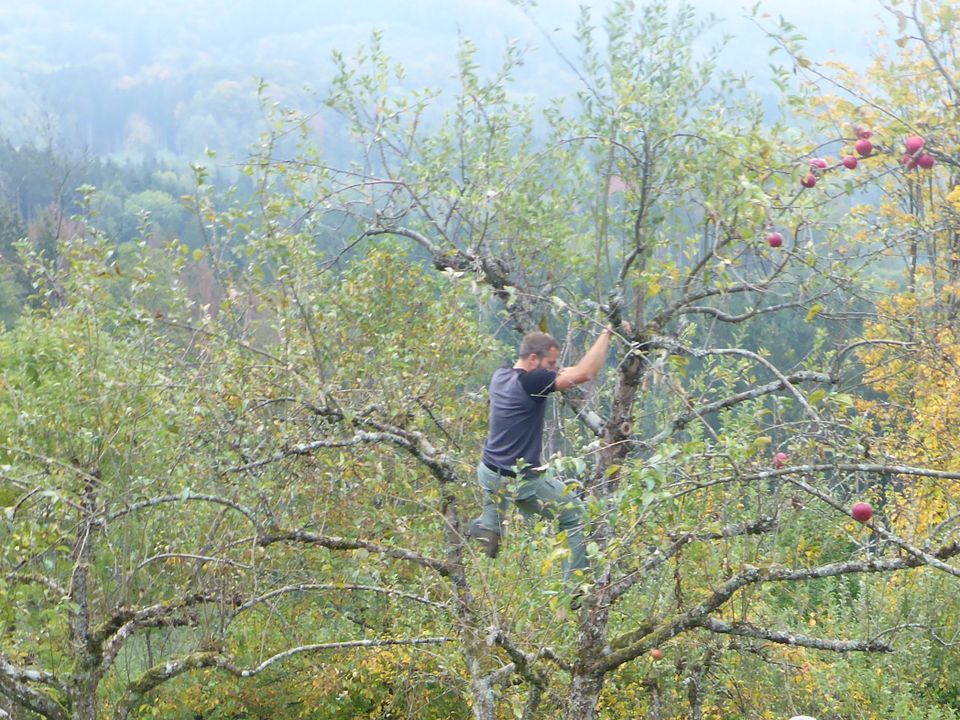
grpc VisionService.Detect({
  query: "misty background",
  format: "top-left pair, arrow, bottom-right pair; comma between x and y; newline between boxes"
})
0,0 -> 887,160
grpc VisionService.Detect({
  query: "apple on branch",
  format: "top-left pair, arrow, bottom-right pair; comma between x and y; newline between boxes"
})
905,135 -> 925,154
851,502 -> 873,523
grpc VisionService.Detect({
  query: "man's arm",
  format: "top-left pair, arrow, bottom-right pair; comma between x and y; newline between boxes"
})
554,326 -> 613,391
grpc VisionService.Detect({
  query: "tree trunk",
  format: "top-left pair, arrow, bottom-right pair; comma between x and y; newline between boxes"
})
440,495 -> 499,720
469,673 -> 498,720
70,471 -> 99,720
565,673 -> 605,720
73,691 -> 97,720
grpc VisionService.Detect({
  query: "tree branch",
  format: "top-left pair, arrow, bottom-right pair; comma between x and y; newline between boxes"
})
677,297 -> 827,324
608,516 -> 778,616
647,280 -> 774,329
7,573 -> 67,597
256,529 -> 450,576
95,592 -> 243,673
642,370 -> 831,449
115,638 -> 451,719
786,473 -> 960,580
233,636 -> 452,677
232,582 -> 446,615
0,655 -> 70,697
233,428 -> 460,484
701,617 -> 892,653
230,436 -> 376,472
134,553 -> 252,572
0,657 -> 69,720
485,626 -> 551,716
670,344 -> 822,422
909,1 -> 960,102
101,492 -> 258,530
599,532 -> 960,673
363,225 -> 448,257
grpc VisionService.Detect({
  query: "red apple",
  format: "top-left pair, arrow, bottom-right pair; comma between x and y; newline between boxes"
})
650,648 -> 663,660
905,135 -> 925,154
918,153 -> 935,169
766,231 -> 783,248
851,501 -> 873,523
856,126 -> 873,139
842,155 -> 858,169
902,154 -> 918,170
810,157 -> 828,170
854,138 -> 873,157
773,452 -> 789,469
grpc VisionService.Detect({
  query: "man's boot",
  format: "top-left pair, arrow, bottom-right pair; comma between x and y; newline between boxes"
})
467,520 -> 501,558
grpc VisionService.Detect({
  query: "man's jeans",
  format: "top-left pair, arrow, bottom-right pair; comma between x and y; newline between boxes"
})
473,461 -> 589,584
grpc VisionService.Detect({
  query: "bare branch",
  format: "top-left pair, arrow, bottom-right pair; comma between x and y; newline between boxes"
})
230,436 -> 373,472
102,492 -> 258,529
599,569 -> 760,672
696,347 -> 821,422
257,529 -> 450,576
648,280 -> 774,329
233,428 -> 460,484
829,338 -> 914,380
599,532 -> 960,673
0,655 -> 70,697
95,592 -> 243,673
233,637 -> 452,677
233,583 -> 446,614
485,627 -> 550,713
909,2 -> 960,102
135,553 -> 252,572
677,298 -> 825,323
701,617 -> 892,653
95,593 -> 229,644
559,386 -> 608,436
642,370 -> 831,448
115,638 -> 451,719
7,573 -> 67,597
363,226 -> 448,257
0,656 -> 69,720
101,616 -> 197,676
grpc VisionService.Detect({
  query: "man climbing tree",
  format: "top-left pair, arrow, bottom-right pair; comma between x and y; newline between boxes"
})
468,325 -> 615,585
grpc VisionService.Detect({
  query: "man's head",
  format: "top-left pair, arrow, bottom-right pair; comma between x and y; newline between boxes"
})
518,332 -> 560,371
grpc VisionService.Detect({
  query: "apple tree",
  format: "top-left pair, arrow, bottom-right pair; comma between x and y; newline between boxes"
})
188,2 -> 960,718
9,2 -> 960,720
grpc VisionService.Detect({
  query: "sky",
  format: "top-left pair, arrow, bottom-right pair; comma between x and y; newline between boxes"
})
0,0 -> 890,74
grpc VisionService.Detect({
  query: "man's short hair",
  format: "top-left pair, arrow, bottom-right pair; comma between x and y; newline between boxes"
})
519,331 -> 559,358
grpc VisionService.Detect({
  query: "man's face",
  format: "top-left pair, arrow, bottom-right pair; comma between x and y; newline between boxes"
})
531,346 -> 560,371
